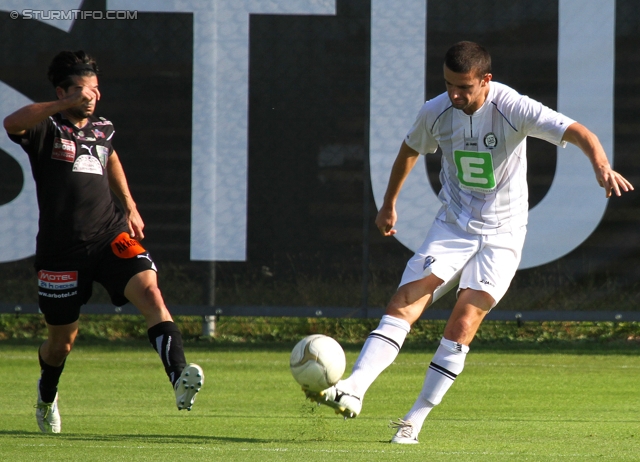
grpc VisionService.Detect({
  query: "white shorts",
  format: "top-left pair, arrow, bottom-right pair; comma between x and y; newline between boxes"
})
399,219 -> 527,308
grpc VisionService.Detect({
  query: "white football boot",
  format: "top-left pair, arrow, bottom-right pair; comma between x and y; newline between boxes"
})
304,381 -> 362,419
389,419 -> 419,444
35,380 -> 61,434
175,363 -> 204,411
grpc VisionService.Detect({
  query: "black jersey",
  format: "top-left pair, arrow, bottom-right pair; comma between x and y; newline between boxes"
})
10,113 -> 128,257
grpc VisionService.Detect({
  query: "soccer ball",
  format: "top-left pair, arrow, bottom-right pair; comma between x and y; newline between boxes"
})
290,334 -> 346,392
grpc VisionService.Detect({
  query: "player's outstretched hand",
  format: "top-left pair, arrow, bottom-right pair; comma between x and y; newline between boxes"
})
596,166 -> 634,198
375,205 -> 398,236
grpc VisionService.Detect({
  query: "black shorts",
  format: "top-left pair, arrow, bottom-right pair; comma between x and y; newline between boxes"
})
36,232 -> 157,326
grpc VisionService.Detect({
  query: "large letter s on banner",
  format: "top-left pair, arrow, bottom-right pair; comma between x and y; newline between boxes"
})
0,0 -> 84,263
0,81 -> 38,263
0,0 -> 82,263
369,0 -> 616,270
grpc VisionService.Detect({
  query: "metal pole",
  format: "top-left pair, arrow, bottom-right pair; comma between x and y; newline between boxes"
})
361,26 -> 372,316
202,261 -> 217,337
362,152 -> 371,314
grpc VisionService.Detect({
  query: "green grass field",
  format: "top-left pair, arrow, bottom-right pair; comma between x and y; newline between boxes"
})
1,340 -> 638,461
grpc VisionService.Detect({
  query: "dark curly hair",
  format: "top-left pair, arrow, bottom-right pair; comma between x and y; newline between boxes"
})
444,41 -> 491,78
47,50 -> 99,89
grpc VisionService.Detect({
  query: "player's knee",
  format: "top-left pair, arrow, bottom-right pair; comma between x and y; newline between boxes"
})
385,298 -> 422,325
444,316 -> 480,343
48,340 -> 74,361
140,284 -> 165,308
133,284 -> 170,318
452,317 -> 475,337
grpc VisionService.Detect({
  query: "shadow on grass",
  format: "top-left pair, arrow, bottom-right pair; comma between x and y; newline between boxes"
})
0,429 -> 290,444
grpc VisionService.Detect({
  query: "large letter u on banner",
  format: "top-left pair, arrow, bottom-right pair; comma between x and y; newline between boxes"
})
369,0 -> 615,269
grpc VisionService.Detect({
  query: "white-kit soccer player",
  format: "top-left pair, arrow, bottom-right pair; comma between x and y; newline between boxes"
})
303,41 -> 633,443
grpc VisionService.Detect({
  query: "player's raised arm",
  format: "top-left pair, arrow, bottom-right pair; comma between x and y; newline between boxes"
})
3,85 -> 99,135
4,100 -> 68,135
561,122 -> 634,198
375,140 -> 421,236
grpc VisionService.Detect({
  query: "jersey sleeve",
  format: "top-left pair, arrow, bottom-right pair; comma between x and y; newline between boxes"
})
7,118 -> 50,157
97,120 -> 116,156
509,93 -> 575,147
405,103 -> 439,155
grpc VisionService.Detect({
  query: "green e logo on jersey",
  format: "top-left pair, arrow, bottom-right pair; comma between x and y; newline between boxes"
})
453,150 -> 496,192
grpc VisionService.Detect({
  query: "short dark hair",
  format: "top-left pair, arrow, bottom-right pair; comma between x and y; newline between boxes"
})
444,41 -> 491,78
47,50 -> 99,89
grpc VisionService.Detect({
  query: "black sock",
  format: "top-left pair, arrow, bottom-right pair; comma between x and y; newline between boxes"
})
38,350 -> 65,403
147,321 -> 187,386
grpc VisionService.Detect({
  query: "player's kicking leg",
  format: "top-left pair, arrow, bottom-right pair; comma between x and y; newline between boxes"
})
304,275 -> 440,419
174,363 -> 205,411
305,383 -> 362,419
125,270 -> 205,411
147,319 -> 205,411
304,314 -> 411,418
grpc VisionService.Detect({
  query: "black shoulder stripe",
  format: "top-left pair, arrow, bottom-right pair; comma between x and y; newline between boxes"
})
431,105 -> 453,132
491,101 -> 518,132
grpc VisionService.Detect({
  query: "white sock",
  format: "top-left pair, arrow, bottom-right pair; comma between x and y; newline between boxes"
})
402,337 -> 469,434
341,315 -> 410,397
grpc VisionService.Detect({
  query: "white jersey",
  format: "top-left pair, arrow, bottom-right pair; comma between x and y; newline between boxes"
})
405,81 -> 575,235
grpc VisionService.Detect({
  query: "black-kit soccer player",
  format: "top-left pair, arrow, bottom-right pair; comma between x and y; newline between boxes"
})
3,50 -> 204,433
303,41 -> 633,443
